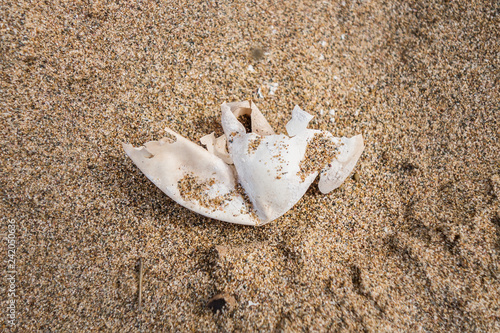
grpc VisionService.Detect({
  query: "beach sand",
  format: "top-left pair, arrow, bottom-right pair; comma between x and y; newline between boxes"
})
1,0 -> 499,331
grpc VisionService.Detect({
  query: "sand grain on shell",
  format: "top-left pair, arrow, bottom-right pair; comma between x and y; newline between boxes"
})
297,132 -> 341,182
177,174 -> 258,220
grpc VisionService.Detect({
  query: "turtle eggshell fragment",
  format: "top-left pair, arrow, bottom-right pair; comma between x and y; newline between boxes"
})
122,128 -> 259,225
285,105 -> 315,137
318,134 -> 365,193
123,101 -> 364,226
222,106 -> 321,222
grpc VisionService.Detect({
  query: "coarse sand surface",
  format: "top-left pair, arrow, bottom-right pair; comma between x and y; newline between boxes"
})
1,0 -> 499,331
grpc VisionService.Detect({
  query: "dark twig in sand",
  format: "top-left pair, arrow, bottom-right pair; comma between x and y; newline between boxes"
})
138,258 -> 143,310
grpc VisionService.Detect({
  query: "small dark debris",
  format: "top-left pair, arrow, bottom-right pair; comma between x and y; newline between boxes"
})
207,293 -> 236,313
251,47 -> 264,60
207,298 -> 226,313
400,161 -> 418,173
353,172 -> 360,182
23,55 -> 37,64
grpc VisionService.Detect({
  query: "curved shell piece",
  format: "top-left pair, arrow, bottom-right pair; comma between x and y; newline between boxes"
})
221,104 -> 320,222
318,134 -> 364,193
123,129 -> 259,225
222,101 -> 275,136
200,132 -> 233,164
286,105 -> 315,137
123,101 -> 364,226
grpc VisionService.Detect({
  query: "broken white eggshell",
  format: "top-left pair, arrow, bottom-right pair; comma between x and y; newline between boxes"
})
123,101 -> 364,226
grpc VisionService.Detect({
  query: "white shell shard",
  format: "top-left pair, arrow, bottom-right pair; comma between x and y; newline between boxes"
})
285,105 -> 314,137
200,132 -> 233,164
123,101 -> 364,226
221,101 -> 275,137
123,129 -> 258,225
318,134 -> 364,193
222,104 -> 320,222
